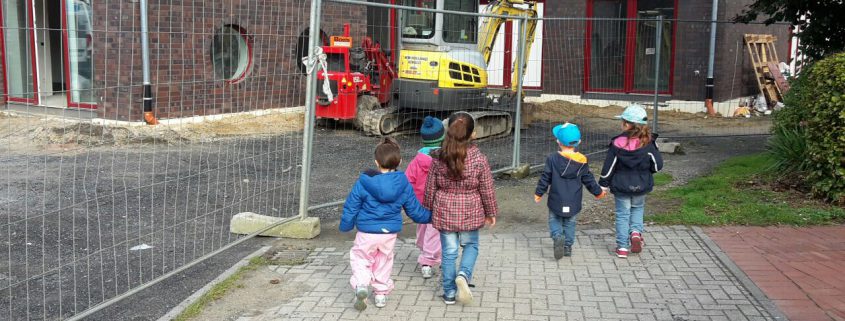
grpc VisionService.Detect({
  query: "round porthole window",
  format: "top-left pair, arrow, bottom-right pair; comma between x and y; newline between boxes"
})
211,25 -> 252,83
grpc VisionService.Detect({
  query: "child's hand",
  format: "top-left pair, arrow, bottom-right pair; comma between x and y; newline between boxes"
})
485,216 -> 497,228
596,190 -> 607,200
534,195 -> 542,203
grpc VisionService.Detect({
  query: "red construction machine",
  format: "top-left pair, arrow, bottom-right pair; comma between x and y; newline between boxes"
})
314,24 -> 398,134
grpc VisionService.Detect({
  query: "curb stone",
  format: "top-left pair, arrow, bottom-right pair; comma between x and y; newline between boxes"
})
157,246 -> 272,321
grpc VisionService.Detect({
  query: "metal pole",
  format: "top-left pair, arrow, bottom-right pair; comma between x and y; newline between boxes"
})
704,0 -> 718,116
512,17 -> 528,169
140,0 -> 157,124
652,15 -> 662,134
298,0 -> 324,219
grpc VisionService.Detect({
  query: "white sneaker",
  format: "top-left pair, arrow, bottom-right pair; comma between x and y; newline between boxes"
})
374,294 -> 387,308
455,274 -> 473,305
421,265 -> 434,279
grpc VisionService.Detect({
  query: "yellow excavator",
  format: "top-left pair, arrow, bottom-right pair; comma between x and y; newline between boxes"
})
354,0 -> 539,139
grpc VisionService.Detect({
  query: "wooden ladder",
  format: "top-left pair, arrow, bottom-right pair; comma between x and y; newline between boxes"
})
744,34 -> 784,106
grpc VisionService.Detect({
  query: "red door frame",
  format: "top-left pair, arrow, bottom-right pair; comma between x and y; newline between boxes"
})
61,0 -> 96,108
584,0 -> 677,95
0,0 -> 98,108
0,0 -> 41,105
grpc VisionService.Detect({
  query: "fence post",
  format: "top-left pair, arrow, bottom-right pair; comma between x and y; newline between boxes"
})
298,0 -> 324,219
652,15 -> 663,134
512,17 -> 528,169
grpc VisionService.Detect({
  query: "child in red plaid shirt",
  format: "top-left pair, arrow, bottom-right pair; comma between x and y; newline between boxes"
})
425,112 -> 498,305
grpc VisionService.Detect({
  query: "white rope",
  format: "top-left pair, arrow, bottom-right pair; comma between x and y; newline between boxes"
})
301,46 -> 334,102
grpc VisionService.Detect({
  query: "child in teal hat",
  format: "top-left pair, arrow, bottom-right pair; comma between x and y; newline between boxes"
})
405,116 -> 446,279
599,104 -> 664,259
534,122 -> 606,260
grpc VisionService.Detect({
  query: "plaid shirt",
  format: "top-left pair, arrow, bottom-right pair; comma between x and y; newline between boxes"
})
424,145 -> 498,232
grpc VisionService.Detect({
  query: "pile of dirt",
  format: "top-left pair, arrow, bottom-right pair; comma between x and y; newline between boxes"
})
1,110 -> 305,152
522,100 -> 772,135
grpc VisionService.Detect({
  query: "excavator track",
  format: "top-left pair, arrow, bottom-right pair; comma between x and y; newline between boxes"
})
357,101 -> 513,139
448,110 -> 514,141
358,106 -> 414,136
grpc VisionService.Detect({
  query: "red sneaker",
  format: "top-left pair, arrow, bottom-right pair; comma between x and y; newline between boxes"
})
630,232 -> 644,254
616,248 -> 629,258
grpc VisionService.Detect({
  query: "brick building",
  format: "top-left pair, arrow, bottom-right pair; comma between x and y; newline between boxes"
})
0,0 -> 365,121
0,0 -> 788,121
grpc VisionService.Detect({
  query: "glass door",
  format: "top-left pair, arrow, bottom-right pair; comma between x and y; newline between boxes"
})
587,0 -> 628,92
2,0 -> 38,103
63,0 -> 95,107
586,0 -> 675,94
632,0 -> 673,92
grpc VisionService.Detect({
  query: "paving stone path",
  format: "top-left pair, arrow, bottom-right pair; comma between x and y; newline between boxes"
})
242,226 -> 780,321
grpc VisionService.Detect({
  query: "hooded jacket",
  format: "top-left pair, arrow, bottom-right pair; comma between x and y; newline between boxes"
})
405,147 -> 438,201
535,151 -> 604,217
340,170 -> 431,234
599,134 -> 664,196
424,145 -> 498,232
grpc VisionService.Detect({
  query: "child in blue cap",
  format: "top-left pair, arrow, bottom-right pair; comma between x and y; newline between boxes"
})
599,104 -> 663,259
534,122 -> 606,260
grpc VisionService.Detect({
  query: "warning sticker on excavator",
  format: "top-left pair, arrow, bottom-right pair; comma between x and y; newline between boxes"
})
331,36 -> 352,47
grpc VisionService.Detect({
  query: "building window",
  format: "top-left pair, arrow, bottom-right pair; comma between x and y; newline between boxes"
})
211,25 -> 252,83
296,28 -> 329,74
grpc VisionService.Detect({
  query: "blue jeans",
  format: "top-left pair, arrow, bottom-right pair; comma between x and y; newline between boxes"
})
548,212 -> 578,247
615,194 -> 646,248
440,230 -> 479,297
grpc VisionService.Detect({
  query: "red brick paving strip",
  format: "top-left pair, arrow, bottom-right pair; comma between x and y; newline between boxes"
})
706,226 -> 845,321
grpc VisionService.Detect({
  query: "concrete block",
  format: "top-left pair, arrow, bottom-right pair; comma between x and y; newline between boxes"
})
229,212 -> 320,239
505,164 -> 532,179
658,142 -> 684,154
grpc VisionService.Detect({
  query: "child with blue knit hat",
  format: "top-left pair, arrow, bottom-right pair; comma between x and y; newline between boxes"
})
534,122 -> 606,260
406,116 -> 446,278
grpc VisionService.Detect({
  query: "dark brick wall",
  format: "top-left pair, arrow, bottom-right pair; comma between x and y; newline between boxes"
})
93,0 -> 366,121
540,0 -> 789,102
542,2 -> 588,96
713,0 -> 789,101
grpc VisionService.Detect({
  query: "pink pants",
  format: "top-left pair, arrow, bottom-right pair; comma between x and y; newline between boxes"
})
416,223 -> 442,266
349,232 -> 397,295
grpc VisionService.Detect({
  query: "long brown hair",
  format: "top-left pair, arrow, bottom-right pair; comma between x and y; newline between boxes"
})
623,120 -> 652,148
438,112 -> 475,179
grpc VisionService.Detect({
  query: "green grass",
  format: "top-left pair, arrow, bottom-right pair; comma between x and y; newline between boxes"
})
650,154 -> 845,226
653,172 -> 673,187
173,256 -> 267,321
173,254 -> 308,321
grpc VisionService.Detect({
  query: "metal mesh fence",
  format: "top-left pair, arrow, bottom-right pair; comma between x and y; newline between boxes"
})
1,0 -> 309,319
0,0 -> 791,318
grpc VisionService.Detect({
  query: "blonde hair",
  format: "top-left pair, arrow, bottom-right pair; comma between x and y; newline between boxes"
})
623,121 -> 652,148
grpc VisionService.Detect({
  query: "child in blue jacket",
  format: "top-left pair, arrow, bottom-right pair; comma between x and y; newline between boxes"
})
340,138 -> 431,311
534,123 -> 606,260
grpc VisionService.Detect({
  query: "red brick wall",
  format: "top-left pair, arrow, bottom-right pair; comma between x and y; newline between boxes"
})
93,0 -> 366,121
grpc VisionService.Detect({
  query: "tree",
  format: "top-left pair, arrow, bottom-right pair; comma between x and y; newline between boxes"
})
734,0 -> 845,61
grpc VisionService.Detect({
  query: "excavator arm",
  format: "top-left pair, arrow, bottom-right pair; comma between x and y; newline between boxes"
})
477,0 -> 538,93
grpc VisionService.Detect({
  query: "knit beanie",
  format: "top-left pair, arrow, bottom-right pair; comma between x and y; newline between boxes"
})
420,116 -> 446,147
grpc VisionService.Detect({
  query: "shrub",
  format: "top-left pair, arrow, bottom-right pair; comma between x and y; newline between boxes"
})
798,53 -> 845,203
767,126 -> 809,175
